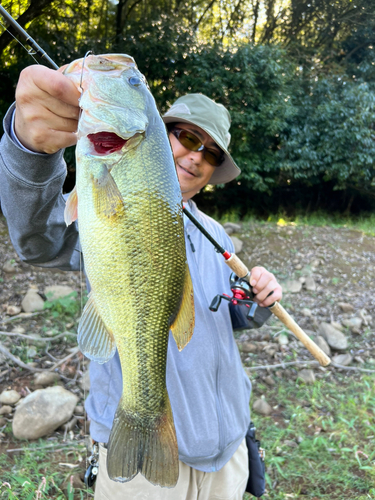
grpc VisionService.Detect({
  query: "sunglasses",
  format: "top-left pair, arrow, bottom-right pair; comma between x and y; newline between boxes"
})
170,128 -> 224,167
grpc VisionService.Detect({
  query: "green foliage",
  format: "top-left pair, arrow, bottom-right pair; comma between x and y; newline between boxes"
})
43,291 -> 80,319
280,77 -> 375,191
250,375 -> 375,498
1,1 -> 375,214
0,442 -> 90,499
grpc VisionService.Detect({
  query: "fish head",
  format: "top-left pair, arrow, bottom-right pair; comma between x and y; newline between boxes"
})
64,54 -> 154,158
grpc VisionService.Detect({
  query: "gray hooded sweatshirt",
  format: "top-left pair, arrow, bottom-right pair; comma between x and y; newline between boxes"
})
0,104 -> 252,473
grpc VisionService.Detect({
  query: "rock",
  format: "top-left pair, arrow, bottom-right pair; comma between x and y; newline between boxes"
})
6,305 -> 21,316
3,259 -> 17,274
21,289 -> 44,313
342,317 -> 363,331
224,226 -> 234,235
230,236 -> 243,253
304,277 -> 316,291
338,302 -> 355,313
315,336 -> 331,356
252,398 -> 272,416
283,439 -> 298,448
12,386 -> 78,440
80,370 -> 90,391
330,321 -> 344,331
44,285 -> 75,301
294,264 -> 302,270
0,405 -> 13,415
0,390 -> 21,405
241,342 -> 258,353
0,417 -> 6,426
34,372 -> 60,387
11,326 -> 26,334
223,222 -> 241,233
283,280 -> 302,293
359,309 -> 372,326
310,259 -> 320,268
298,369 -> 316,384
318,322 -> 348,350
332,353 -> 353,366
301,308 -> 312,317
278,333 -> 289,346
263,376 -> 275,386
74,405 -> 84,416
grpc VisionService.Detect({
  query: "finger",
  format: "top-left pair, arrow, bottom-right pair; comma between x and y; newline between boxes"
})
17,86 -> 80,121
252,271 -> 275,295
249,266 -> 265,288
42,130 -> 78,154
20,65 -> 81,107
254,279 -> 278,303
257,285 -> 283,308
14,109 -> 78,153
58,64 -> 69,73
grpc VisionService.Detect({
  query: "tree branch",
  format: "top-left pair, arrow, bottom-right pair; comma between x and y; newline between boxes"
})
0,0 -> 55,57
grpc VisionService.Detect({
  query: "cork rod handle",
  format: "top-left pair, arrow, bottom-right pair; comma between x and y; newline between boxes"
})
224,253 -> 331,367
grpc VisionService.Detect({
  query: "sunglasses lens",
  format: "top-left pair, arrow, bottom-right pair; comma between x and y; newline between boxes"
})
174,128 -> 224,167
204,150 -> 223,167
178,130 -> 202,151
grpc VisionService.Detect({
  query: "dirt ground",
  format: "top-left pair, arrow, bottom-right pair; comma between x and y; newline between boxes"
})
0,213 -> 374,496
1,214 -> 375,387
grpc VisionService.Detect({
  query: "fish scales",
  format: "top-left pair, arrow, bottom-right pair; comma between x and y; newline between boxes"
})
64,54 -> 194,488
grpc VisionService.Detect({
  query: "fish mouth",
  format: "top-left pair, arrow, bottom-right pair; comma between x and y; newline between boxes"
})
87,132 -> 128,155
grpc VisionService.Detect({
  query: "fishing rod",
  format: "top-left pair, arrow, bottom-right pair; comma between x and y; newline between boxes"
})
183,208 -> 330,366
0,5 -> 331,366
0,4 -> 58,70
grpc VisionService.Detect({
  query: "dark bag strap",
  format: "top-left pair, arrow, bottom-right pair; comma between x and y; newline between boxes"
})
245,422 -> 266,497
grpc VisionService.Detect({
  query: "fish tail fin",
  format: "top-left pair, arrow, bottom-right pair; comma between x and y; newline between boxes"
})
107,394 -> 179,488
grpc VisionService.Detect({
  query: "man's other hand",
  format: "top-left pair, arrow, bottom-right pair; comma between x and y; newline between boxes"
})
14,65 -> 81,154
250,266 -> 282,307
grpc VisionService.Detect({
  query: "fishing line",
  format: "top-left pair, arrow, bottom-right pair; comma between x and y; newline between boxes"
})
0,19 -> 40,66
79,249 -> 90,500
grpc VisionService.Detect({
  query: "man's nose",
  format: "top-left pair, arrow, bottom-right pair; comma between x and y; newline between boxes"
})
188,150 -> 204,164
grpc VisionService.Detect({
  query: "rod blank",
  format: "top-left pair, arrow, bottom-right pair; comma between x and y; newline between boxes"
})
0,5 -> 59,70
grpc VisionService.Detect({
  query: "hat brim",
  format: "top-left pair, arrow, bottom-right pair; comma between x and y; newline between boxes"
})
162,115 -> 240,185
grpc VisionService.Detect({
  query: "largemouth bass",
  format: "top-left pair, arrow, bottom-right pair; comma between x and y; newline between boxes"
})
63,54 -> 195,488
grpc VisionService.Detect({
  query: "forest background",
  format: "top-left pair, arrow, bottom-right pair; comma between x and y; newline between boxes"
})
0,0 -> 375,217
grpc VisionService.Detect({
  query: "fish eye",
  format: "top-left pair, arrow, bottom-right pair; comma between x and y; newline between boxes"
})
128,76 -> 142,87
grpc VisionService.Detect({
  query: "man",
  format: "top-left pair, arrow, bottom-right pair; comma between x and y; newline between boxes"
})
0,64 -> 282,499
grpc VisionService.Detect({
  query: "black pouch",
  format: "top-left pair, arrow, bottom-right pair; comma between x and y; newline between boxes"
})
245,422 -> 265,498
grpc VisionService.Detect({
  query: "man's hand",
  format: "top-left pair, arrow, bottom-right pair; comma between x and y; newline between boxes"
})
14,65 -> 81,154
250,266 -> 282,307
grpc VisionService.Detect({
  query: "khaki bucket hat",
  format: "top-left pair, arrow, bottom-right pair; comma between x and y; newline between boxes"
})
162,94 -> 240,184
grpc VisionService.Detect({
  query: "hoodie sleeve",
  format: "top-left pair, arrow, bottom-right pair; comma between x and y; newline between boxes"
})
0,104 -> 81,271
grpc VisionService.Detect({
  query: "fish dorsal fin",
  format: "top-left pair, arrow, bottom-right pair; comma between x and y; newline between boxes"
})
64,186 -> 78,226
92,168 -> 124,218
78,292 -> 116,363
170,264 -> 195,351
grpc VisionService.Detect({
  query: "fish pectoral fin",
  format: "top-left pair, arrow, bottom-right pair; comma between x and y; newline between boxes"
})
78,293 -> 116,363
107,394 -> 179,487
64,186 -> 78,226
170,264 -> 195,351
92,167 -> 124,218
